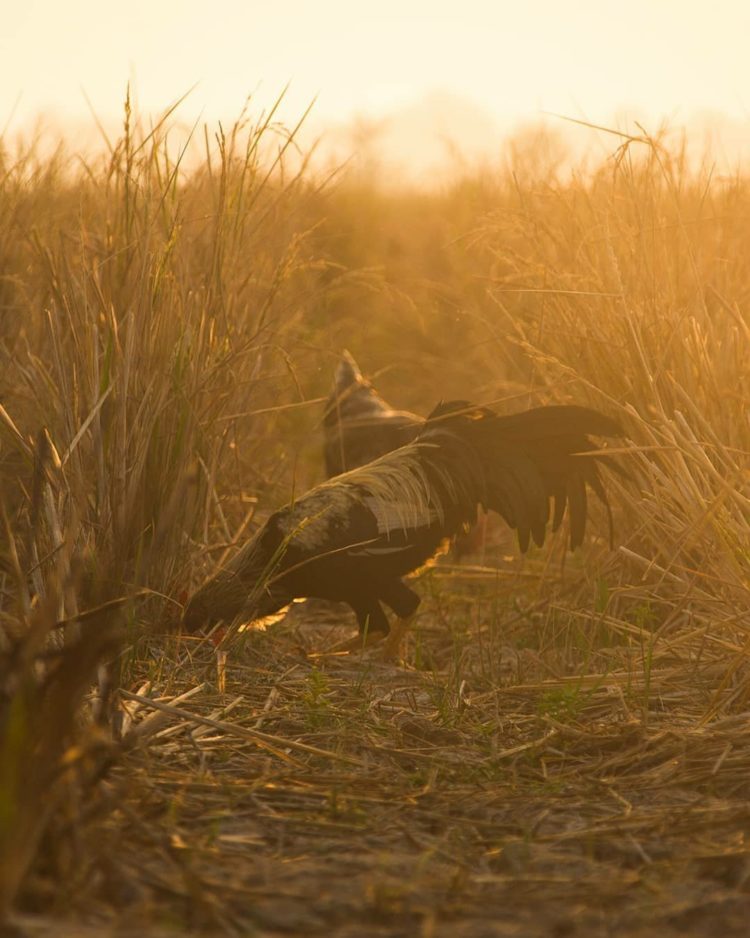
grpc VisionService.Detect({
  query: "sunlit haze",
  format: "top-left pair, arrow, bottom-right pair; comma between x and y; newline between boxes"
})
4,1 -> 750,170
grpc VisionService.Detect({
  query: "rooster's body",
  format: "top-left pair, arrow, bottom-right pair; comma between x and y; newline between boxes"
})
184,402 -> 622,649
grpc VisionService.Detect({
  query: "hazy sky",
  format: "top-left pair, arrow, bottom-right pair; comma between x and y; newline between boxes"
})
3,1 -> 750,141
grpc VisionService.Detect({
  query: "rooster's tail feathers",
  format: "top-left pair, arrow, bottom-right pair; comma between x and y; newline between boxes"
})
334,350 -> 364,391
492,404 -> 623,440
453,403 -> 623,552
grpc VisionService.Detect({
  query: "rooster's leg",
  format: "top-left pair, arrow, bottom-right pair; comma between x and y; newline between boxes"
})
325,600 -> 389,654
380,614 -> 415,662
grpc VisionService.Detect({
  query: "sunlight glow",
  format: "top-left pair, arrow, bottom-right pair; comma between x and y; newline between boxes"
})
4,0 -> 750,166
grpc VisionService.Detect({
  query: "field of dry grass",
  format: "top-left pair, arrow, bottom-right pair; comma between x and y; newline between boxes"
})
2,103 -> 750,935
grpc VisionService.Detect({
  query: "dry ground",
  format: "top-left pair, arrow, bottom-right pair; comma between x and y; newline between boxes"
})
14,554 -> 750,938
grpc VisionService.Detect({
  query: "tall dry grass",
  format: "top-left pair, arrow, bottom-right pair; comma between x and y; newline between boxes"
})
474,131 -> 750,699
2,102 -> 750,922
0,95 -> 332,918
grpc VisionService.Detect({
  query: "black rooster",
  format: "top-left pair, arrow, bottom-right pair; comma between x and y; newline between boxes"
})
323,350 -> 422,477
184,401 -> 622,658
